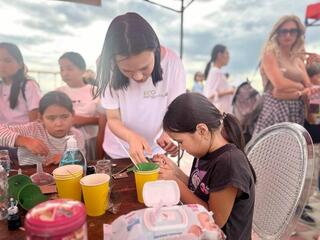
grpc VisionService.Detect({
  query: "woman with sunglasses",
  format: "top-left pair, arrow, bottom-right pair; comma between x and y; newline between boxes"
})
254,15 -> 318,135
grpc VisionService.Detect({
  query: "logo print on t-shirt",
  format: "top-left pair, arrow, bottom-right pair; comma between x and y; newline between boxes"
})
200,182 -> 209,195
190,168 -> 207,191
143,90 -> 168,99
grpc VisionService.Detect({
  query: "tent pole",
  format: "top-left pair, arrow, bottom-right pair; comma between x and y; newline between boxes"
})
180,0 -> 184,59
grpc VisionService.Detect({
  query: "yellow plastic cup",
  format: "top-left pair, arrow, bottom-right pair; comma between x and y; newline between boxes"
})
134,162 -> 160,203
80,173 -> 110,217
53,165 -> 83,201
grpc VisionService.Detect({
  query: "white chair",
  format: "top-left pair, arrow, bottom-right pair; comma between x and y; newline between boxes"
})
246,122 -> 315,240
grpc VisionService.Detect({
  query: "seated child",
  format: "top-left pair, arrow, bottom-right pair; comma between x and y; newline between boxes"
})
154,92 -> 256,240
0,91 -> 85,166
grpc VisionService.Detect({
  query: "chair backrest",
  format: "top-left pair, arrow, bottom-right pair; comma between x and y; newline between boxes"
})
245,122 -> 314,240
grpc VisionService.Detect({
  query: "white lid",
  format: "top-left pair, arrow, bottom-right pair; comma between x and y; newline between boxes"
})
143,180 -> 180,208
53,164 -> 83,177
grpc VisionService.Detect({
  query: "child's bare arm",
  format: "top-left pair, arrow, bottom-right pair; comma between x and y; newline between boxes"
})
208,187 -> 238,228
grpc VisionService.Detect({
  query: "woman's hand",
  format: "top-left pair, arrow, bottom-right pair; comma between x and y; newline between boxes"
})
153,154 -> 178,181
128,132 -> 152,163
156,132 -> 178,157
15,136 -> 49,156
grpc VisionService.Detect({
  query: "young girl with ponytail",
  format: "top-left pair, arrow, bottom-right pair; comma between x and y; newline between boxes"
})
155,92 -> 256,240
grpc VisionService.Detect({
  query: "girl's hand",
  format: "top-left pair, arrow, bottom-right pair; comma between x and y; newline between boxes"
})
156,132 -> 178,157
45,154 -> 62,166
153,154 -> 178,180
128,133 -> 152,163
16,136 -> 49,156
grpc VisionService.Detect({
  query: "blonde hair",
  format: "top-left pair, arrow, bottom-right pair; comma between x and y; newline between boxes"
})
261,15 -> 305,59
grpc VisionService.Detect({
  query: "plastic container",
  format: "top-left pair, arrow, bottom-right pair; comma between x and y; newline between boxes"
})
142,180 -> 188,232
53,165 -> 83,201
25,199 -> 87,240
59,135 -> 87,175
18,184 -> 48,210
106,180 -> 226,240
133,162 -> 159,203
8,174 -> 32,199
0,165 -> 8,220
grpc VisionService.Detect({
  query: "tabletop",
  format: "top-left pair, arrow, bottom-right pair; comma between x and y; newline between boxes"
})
0,158 -> 145,240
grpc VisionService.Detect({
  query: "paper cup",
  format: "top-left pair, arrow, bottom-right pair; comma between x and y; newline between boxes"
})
134,162 -> 159,203
53,165 -> 83,201
80,173 -> 110,217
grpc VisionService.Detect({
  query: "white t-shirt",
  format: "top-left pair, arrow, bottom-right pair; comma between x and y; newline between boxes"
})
101,47 -> 186,159
56,84 -> 100,140
203,66 -> 233,114
0,80 -> 42,125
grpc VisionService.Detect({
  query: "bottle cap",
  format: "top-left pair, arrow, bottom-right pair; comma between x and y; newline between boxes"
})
8,206 -> 18,215
66,135 -> 78,149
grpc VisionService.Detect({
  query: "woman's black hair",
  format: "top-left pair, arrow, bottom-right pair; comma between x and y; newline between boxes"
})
204,44 -> 226,79
95,12 -> 163,97
0,42 -> 28,109
163,92 -> 256,182
39,91 -> 74,115
59,52 -> 86,70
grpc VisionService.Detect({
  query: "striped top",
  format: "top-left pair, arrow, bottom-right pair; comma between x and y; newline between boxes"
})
0,121 -> 85,165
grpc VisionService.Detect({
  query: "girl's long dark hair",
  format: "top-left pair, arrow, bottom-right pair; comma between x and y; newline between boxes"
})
163,92 -> 256,182
95,12 -> 162,97
204,44 -> 226,79
0,42 -> 28,109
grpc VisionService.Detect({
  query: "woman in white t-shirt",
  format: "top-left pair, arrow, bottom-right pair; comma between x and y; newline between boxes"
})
0,42 -> 42,125
203,44 -> 235,114
95,12 -> 186,163
56,52 -> 103,160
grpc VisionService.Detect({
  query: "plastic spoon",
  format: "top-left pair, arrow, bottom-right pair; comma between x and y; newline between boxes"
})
30,162 -> 55,186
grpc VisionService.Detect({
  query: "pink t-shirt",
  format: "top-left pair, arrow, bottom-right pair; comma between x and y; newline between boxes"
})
0,80 -> 42,125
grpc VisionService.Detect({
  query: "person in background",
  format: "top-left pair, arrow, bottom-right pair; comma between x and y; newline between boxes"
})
0,91 -> 84,166
154,93 -> 255,240
253,15 -> 318,136
0,42 -> 42,125
253,14 -> 320,226
56,52 -> 103,160
83,69 -> 97,86
95,12 -> 186,163
303,62 -> 320,225
192,71 -> 204,93
203,44 -> 235,114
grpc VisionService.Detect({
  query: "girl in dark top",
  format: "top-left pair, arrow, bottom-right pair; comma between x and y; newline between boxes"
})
155,92 -> 256,240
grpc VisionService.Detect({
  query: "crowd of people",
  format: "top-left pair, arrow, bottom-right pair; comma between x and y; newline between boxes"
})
1,12 -> 320,239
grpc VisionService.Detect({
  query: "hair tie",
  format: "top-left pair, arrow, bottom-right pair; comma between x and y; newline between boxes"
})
222,112 -> 228,120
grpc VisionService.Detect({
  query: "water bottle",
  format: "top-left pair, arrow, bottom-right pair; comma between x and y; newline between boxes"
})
59,135 -> 87,175
0,165 -> 8,220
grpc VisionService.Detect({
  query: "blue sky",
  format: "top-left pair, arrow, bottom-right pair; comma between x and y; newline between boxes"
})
0,0 -> 319,90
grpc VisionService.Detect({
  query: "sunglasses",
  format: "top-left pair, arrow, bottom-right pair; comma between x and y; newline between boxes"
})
277,28 -> 300,37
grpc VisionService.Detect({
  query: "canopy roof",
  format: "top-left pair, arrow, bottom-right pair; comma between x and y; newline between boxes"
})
305,2 -> 320,27
56,0 -> 101,6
